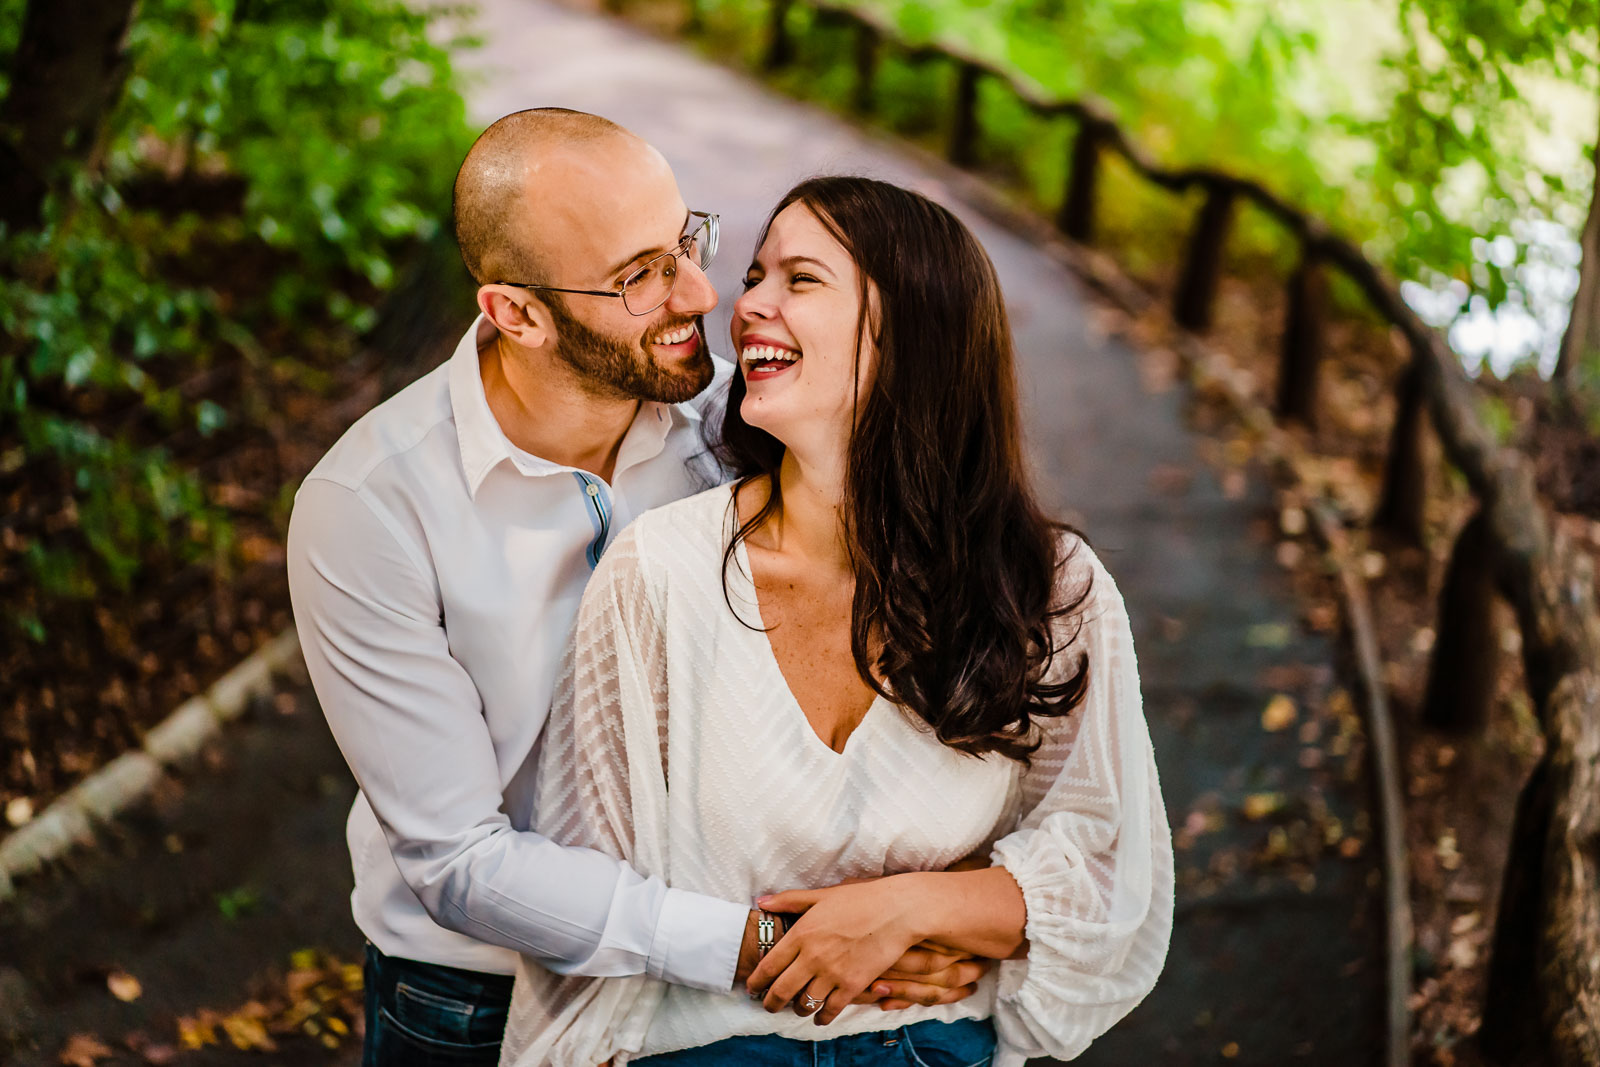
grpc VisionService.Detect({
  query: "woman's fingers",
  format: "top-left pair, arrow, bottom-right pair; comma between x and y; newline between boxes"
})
762,956 -> 816,1013
816,985 -> 854,1026
792,978 -> 834,1020
756,889 -> 819,914
746,935 -> 801,997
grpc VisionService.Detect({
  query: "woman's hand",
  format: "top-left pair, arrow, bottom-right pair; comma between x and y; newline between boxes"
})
746,874 -> 935,1025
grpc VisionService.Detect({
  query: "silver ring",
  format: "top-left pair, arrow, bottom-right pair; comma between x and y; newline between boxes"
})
801,993 -> 826,1014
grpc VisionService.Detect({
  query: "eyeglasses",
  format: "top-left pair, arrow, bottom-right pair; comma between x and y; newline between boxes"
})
495,211 -> 719,317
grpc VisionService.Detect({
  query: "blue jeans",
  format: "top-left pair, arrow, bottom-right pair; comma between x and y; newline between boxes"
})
362,943 -> 513,1066
631,1017 -> 997,1067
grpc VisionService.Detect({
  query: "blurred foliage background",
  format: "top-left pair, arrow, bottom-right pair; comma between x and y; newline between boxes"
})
2,0 -> 1594,637
687,0 -> 1598,380
0,0 -> 472,640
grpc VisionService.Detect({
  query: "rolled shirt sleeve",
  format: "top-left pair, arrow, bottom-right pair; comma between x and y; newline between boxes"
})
287,476 -> 745,990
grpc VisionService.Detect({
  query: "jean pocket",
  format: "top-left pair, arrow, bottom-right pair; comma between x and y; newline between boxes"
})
898,1018 -> 997,1067
379,981 -> 505,1056
374,1000 -> 502,1065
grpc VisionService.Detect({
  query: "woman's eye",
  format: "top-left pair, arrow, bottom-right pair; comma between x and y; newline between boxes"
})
790,273 -> 819,285
740,276 -> 760,291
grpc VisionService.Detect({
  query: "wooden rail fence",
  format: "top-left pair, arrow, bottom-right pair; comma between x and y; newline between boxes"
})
607,0 -> 1600,1062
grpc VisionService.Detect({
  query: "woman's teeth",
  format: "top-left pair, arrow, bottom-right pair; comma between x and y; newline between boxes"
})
741,345 -> 801,364
657,324 -> 697,345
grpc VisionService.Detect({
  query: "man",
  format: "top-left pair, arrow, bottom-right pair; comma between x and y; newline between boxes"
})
287,109 -> 980,1065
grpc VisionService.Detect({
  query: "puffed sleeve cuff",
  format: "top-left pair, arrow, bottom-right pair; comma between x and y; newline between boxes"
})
988,825 -> 1174,1060
648,888 -> 749,993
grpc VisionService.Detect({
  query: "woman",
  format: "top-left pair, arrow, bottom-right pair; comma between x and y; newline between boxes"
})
500,176 -> 1173,1067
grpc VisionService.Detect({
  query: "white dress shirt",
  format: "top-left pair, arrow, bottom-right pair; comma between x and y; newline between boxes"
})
286,315 -> 747,986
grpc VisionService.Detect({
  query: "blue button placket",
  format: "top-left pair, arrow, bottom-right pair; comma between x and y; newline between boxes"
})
572,471 -> 613,569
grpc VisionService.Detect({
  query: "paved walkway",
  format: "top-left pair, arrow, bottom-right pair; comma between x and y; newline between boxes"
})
0,3 -> 1383,1064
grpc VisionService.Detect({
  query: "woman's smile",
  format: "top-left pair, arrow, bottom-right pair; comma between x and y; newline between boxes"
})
741,334 -> 803,381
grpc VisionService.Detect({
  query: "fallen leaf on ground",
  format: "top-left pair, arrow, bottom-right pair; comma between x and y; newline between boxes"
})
58,1034 -> 114,1066
1261,694 -> 1297,732
221,1011 -> 276,1052
177,1014 -> 219,1050
121,1031 -> 178,1066
1446,937 -> 1478,969
1241,793 -> 1288,820
5,795 -> 33,827
107,971 -> 142,1002
1245,622 -> 1293,649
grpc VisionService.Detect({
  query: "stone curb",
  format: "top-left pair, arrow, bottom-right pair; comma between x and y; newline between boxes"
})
0,627 -> 302,903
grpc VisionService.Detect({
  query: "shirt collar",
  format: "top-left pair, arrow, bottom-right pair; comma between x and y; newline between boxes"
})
448,314 -> 696,497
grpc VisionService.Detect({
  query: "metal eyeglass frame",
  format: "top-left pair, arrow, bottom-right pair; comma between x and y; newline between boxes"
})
492,211 -> 719,317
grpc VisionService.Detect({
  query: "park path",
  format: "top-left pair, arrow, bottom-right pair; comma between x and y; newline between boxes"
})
0,3 -> 1383,1064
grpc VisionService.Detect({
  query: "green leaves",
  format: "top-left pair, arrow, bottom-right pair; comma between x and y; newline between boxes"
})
1,0 -> 471,628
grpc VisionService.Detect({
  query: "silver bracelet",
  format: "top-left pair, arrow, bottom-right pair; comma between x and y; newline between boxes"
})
756,910 -> 778,959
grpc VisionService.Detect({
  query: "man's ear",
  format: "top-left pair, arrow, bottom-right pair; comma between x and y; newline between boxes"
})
478,285 -> 554,349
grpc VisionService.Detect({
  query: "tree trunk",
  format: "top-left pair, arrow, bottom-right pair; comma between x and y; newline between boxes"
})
0,0 -> 138,234
1554,105 -> 1600,391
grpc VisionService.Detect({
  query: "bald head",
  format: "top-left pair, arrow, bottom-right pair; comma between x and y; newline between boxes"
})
453,108 -> 673,287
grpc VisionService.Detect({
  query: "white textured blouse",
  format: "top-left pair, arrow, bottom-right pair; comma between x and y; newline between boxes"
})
500,485 -> 1173,1067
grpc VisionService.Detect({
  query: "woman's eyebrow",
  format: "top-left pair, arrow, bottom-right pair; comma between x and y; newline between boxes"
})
778,255 -> 834,276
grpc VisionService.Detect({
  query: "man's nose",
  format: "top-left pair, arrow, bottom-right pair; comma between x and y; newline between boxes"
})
667,257 -> 717,315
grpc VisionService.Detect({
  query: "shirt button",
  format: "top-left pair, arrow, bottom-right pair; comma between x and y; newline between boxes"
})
586,484 -> 600,497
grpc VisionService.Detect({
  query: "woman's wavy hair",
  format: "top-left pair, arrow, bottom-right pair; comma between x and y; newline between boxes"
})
715,175 -> 1093,762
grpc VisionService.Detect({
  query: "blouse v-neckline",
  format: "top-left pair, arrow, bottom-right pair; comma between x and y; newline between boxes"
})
729,512 -> 886,758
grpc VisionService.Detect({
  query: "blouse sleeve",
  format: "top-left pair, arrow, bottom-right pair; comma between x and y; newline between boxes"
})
500,530 -> 680,1067
988,539 -> 1175,1062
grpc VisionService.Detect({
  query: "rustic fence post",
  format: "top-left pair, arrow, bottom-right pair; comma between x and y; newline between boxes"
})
1482,756 -> 1553,1061
1173,182 -> 1236,332
949,61 -> 980,167
1482,666 -> 1600,1064
1058,116 -> 1101,243
765,0 -> 795,69
1276,244 -> 1326,426
1372,356 -> 1427,544
851,19 -> 879,114
1421,508 -> 1500,733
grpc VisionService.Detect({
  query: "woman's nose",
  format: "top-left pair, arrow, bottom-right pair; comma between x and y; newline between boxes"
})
734,281 -> 774,322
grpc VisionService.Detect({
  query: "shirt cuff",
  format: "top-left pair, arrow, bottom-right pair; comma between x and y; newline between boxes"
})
647,888 -> 748,992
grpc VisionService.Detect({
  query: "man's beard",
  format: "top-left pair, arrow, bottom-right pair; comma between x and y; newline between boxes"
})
544,294 -> 713,404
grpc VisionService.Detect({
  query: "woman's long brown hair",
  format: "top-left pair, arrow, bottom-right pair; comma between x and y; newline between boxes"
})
716,176 -> 1092,762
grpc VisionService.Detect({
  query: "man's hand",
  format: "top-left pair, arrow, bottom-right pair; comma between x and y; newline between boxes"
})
850,943 -> 991,1012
